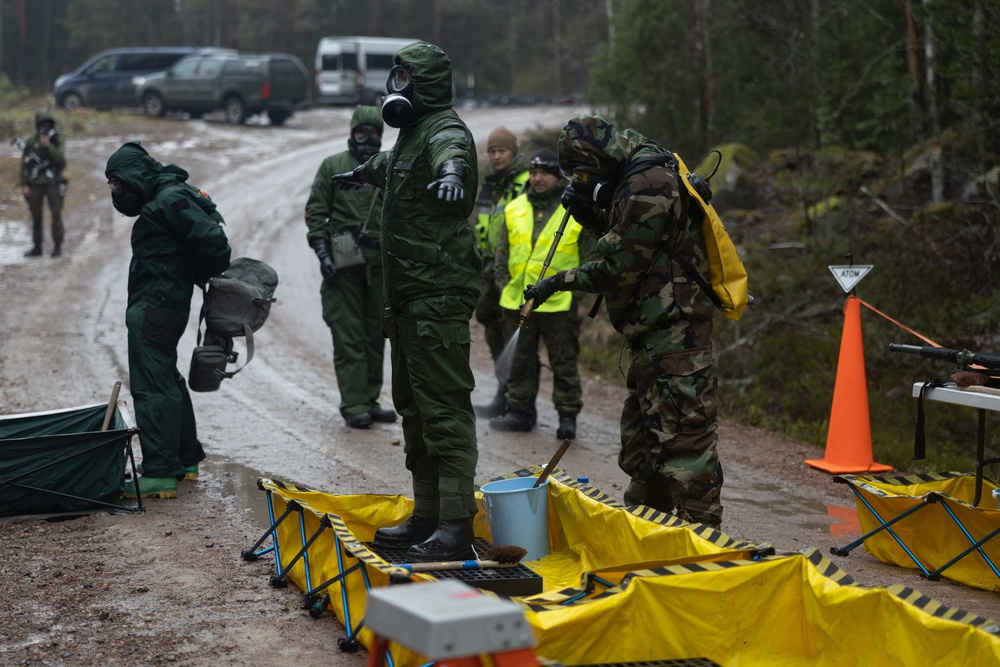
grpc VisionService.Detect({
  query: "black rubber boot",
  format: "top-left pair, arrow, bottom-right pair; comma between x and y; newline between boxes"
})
51,242 -> 62,257
556,414 -> 577,440
370,407 -> 397,423
474,388 -> 506,419
405,518 -> 475,562
24,245 -> 42,257
347,412 -> 373,428
489,410 -> 533,432
373,515 -> 439,548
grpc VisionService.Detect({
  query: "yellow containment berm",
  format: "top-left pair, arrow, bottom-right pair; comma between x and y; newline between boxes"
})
247,468 -> 1000,667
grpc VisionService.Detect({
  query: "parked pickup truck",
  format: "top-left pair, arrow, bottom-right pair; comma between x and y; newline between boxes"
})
135,52 -> 310,125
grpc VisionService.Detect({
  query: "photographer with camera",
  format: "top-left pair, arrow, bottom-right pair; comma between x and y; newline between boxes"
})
20,111 -> 67,257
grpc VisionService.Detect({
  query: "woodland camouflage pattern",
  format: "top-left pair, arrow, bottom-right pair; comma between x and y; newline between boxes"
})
554,114 -> 723,526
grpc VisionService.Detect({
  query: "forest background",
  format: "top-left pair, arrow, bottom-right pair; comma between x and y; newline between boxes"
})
1,0 -> 999,472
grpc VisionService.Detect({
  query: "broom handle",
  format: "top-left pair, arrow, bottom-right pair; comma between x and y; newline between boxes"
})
535,438 -> 572,488
398,560 -> 518,573
101,381 -> 122,432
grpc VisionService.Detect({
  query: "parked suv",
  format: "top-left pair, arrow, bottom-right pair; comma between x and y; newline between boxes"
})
135,52 -> 311,125
52,47 -> 231,111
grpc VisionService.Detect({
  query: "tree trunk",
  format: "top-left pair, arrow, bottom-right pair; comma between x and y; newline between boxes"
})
695,0 -> 714,149
924,0 -> 944,203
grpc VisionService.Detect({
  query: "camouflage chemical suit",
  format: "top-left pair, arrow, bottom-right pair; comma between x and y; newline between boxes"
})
331,43 -> 481,560
106,142 -> 231,498
525,115 -> 723,527
304,106 -> 392,428
21,111 -> 67,257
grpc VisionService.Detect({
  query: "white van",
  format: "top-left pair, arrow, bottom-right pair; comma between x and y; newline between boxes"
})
314,36 -> 419,105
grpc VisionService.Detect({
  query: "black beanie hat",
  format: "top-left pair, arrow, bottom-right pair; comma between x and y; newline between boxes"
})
528,148 -> 561,178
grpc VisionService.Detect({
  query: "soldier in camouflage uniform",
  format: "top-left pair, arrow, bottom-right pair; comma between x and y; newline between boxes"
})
492,148 -> 586,440
524,114 -> 723,528
21,111 -> 67,257
472,127 -> 529,419
331,42 -> 481,560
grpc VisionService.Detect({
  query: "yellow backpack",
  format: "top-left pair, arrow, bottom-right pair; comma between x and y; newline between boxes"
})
674,153 -> 749,321
623,150 -> 749,321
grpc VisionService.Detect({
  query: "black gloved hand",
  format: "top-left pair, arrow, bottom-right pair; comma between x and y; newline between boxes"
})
357,233 -> 380,250
426,160 -> 466,202
309,237 -> 338,282
523,272 -> 566,308
331,165 -> 367,190
560,181 -> 606,230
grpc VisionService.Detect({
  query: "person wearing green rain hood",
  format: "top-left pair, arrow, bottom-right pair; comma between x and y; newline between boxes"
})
331,42 -> 481,562
305,105 -> 396,430
106,141 -> 231,499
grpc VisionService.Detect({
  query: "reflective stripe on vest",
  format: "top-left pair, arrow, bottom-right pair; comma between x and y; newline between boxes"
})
499,194 -> 582,312
474,170 -> 529,255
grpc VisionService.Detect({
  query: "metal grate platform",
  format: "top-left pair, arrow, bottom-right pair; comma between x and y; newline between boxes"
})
367,538 -> 544,597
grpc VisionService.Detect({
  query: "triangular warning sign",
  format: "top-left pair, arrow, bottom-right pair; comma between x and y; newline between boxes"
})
828,265 -> 873,293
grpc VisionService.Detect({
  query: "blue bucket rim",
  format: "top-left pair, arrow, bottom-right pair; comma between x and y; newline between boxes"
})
480,476 -> 549,494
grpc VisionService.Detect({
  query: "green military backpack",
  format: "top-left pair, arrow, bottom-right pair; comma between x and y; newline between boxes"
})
189,257 -> 279,392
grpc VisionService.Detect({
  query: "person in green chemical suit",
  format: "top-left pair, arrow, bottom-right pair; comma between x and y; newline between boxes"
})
523,115 -> 724,528
492,148 -> 587,440
330,42 -> 481,561
106,141 -> 231,500
471,126 -> 529,419
21,111 -> 67,257
305,105 -> 396,429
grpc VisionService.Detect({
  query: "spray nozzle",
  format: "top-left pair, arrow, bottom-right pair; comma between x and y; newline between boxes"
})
518,299 -> 535,329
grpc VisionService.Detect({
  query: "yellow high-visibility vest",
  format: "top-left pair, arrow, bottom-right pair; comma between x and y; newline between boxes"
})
474,170 -> 529,255
499,194 -> 582,313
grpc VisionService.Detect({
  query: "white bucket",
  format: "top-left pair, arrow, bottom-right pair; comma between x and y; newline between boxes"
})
481,476 -> 550,561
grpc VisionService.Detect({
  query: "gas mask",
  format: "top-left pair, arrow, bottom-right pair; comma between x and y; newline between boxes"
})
350,124 -> 382,161
572,171 -> 614,210
381,65 -> 414,128
107,173 -> 144,217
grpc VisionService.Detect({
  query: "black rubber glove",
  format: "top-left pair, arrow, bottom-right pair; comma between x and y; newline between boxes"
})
523,272 -> 566,308
331,165 -> 367,190
309,237 -> 338,281
426,160 -> 466,202
560,181 -> 606,230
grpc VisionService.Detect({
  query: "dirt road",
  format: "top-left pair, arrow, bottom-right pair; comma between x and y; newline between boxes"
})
1,106 -> 996,666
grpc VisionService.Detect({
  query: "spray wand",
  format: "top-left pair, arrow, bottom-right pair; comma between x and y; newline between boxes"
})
518,208 -> 573,329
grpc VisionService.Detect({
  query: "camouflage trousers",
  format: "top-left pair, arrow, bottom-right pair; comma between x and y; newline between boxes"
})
501,305 -> 582,421
618,336 -> 723,527
25,182 -> 65,246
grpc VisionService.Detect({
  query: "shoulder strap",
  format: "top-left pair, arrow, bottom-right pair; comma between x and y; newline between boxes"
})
622,151 -> 723,309
360,188 -> 380,235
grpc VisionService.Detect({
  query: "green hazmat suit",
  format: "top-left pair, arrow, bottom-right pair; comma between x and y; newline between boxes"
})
106,142 -> 231,480
305,106 -> 387,421
354,43 -> 481,520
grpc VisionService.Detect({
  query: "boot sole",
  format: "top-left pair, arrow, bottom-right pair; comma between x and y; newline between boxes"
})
123,489 -> 178,499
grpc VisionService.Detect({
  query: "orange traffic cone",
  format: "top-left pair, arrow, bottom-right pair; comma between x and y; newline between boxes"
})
806,294 -> 893,474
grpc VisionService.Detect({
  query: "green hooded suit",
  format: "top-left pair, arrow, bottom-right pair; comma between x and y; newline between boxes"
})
305,106 -> 387,421
354,43 -> 481,520
106,142 -> 232,480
